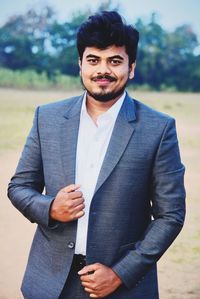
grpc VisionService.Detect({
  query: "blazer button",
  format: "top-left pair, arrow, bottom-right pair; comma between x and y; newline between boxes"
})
68,241 -> 75,249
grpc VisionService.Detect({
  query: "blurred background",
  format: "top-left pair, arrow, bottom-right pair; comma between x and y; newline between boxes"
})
0,0 -> 200,91
0,1 -> 199,299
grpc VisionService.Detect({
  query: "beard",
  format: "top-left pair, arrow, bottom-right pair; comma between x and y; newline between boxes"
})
80,77 -> 128,102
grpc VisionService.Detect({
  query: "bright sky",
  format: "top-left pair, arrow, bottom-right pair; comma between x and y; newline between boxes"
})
1,0 -> 200,39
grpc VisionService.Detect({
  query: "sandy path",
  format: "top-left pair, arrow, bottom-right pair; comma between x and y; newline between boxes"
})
0,151 -> 36,299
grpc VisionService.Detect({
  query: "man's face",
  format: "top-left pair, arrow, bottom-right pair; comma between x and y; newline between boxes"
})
79,45 -> 135,102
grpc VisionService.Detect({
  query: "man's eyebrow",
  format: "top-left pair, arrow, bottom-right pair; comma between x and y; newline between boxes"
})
86,54 -> 100,59
85,54 -> 124,60
109,55 -> 124,60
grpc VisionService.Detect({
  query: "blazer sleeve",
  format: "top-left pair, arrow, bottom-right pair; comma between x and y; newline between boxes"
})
112,117 -> 186,289
7,107 -> 56,229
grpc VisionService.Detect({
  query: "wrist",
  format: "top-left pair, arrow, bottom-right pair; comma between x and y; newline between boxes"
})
111,269 -> 123,287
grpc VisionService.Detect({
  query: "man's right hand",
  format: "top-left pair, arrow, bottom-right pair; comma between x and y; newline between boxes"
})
50,184 -> 85,222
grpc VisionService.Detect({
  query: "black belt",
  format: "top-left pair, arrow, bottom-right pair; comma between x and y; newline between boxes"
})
72,254 -> 86,272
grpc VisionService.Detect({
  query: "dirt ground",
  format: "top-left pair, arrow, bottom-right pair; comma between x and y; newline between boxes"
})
0,89 -> 200,299
0,150 -> 36,299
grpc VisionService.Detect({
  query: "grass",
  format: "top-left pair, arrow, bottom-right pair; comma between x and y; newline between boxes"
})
0,88 -> 82,153
0,68 -> 81,90
1,88 -> 199,151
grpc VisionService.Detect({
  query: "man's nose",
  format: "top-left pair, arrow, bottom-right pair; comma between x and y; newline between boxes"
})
97,62 -> 111,74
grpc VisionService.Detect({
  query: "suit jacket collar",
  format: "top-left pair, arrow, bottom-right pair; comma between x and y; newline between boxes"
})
63,94 -> 84,119
60,95 -> 83,186
120,92 -> 136,122
60,92 -> 136,192
94,93 -> 136,193
63,92 -> 136,121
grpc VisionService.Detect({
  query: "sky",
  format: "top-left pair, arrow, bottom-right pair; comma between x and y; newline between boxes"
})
1,0 -> 200,39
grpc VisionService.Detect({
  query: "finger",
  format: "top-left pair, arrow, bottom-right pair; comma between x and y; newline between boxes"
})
62,184 -> 81,193
72,202 -> 85,213
84,287 -> 96,294
78,263 -> 100,275
63,198 -> 83,212
74,210 -> 85,219
69,197 -> 84,208
69,191 -> 83,199
89,294 -> 99,298
81,281 -> 91,288
80,273 -> 93,283
63,205 -> 84,218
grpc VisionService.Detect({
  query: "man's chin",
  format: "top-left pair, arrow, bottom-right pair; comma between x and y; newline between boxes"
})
89,92 -> 116,102
86,89 -> 126,102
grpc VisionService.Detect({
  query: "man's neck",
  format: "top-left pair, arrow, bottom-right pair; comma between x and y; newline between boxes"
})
86,94 -> 122,123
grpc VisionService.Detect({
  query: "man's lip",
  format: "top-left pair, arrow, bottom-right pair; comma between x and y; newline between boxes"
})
95,79 -> 111,82
92,78 -> 116,84
93,79 -> 113,85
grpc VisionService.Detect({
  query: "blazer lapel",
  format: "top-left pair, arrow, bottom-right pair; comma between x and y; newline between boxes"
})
94,94 -> 137,193
60,95 -> 83,185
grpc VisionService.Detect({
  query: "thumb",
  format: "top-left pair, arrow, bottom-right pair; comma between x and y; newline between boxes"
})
78,263 -> 101,275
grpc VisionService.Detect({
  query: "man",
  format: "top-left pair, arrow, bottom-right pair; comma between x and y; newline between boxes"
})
8,11 -> 186,299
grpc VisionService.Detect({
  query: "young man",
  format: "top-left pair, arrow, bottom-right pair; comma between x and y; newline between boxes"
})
8,11 -> 186,299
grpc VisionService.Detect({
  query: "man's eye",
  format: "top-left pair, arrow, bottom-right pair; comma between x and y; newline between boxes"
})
88,59 -> 98,65
110,60 -> 121,65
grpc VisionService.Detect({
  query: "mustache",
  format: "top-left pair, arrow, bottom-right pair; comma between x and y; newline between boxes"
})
92,75 -> 117,82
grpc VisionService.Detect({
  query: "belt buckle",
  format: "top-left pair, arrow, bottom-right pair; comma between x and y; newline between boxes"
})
74,254 -> 86,271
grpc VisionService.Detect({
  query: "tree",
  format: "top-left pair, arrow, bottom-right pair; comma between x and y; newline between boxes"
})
0,4 -> 199,91
0,6 -> 55,73
49,0 -> 120,76
164,25 -> 199,90
134,13 -> 168,89
133,14 -> 200,91
49,9 -> 91,76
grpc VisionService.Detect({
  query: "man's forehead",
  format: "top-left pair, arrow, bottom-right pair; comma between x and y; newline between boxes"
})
83,45 -> 128,58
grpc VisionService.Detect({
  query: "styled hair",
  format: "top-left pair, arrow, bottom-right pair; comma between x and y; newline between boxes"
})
77,11 -> 139,65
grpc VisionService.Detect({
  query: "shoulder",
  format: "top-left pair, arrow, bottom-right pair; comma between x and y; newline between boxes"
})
134,98 -> 173,121
125,95 -> 176,137
130,97 -> 175,131
37,94 -> 83,117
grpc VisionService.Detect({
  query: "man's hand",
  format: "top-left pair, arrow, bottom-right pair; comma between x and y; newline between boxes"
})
78,263 -> 122,298
50,184 -> 85,222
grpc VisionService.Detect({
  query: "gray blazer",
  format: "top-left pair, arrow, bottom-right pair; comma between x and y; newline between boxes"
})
8,93 -> 186,299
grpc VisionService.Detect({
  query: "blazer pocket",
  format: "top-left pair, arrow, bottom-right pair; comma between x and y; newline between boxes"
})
119,242 -> 136,255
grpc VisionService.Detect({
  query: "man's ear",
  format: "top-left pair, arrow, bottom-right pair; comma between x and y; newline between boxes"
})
129,62 -> 136,79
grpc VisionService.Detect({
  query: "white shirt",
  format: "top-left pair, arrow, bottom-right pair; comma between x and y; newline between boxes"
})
75,92 -> 126,255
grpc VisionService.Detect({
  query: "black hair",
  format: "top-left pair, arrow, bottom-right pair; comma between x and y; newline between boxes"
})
77,11 -> 139,66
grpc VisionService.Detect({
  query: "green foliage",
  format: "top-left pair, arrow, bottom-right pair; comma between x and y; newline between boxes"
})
0,7 -> 55,73
0,68 -> 81,90
0,68 -> 48,89
134,15 -> 200,91
0,2 -> 199,91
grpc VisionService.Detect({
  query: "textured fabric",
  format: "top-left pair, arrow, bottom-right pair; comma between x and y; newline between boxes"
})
75,92 -> 125,254
59,256 -> 159,299
8,93 -> 186,299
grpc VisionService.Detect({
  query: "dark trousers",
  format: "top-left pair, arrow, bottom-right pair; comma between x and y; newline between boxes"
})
59,255 -> 90,299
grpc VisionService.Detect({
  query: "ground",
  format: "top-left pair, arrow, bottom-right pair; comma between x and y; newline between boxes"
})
0,88 -> 199,298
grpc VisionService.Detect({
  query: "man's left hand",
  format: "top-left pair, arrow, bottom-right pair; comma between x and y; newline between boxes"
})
78,263 -> 122,298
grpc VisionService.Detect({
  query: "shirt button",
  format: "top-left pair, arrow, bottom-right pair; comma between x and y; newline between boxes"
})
68,241 -> 75,249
